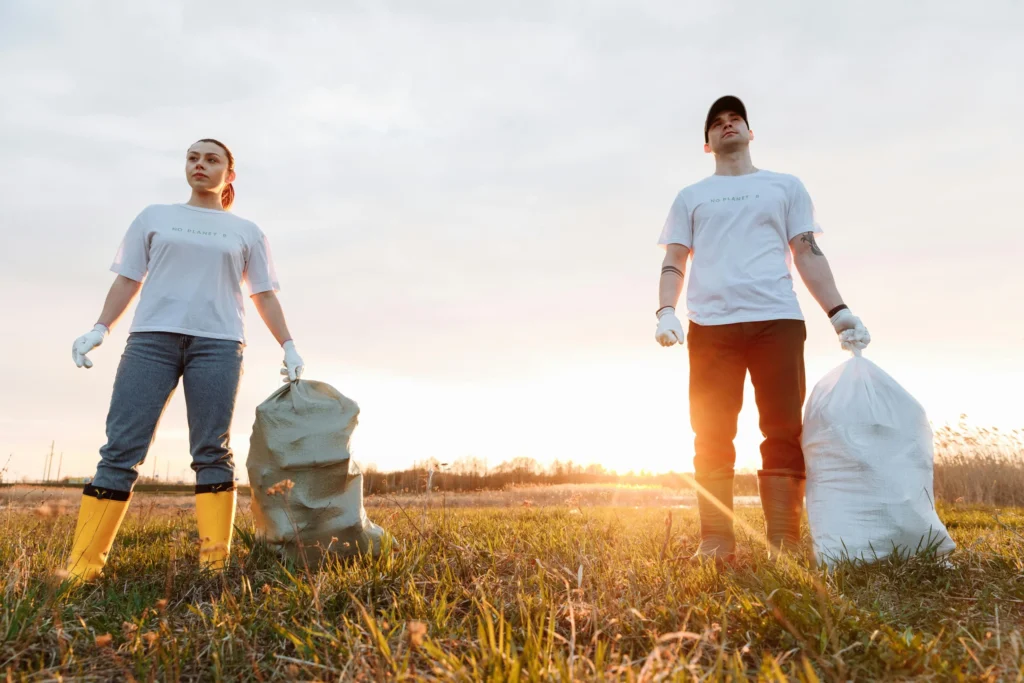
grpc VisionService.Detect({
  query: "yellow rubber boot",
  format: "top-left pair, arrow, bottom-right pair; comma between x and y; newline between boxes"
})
66,486 -> 132,582
196,484 -> 237,570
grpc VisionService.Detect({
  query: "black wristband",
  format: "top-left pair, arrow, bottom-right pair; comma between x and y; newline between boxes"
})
827,304 -> 849,318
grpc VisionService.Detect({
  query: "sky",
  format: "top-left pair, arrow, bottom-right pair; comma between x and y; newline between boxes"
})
1,1 -> 1022,483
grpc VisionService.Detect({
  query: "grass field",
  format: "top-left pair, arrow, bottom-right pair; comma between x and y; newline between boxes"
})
2,488 -> 1024,681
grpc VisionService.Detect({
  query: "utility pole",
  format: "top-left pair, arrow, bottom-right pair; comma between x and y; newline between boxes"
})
44,441 -> 55,482
56,452 -> 63,483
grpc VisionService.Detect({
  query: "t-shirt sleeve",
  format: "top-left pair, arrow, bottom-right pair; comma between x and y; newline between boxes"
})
244,228 -> 281,295
785,177 -> 823,240
110,209 -> 150,282
657,192 -> 692,249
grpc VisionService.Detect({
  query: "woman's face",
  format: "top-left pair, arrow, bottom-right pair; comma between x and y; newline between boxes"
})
185,141 -> 234,193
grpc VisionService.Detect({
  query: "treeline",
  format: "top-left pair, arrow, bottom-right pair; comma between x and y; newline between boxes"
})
361,456 -> 760,495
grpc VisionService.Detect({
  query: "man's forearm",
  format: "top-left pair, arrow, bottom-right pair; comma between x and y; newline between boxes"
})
659,246 -> 689,313
794,252 -> 844,314
97,275 -> 142,329
659,269 -> 685,312
251,291 -> 293,346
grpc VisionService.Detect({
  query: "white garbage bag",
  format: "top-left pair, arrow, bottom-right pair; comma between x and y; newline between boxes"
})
246,380 -> 386,564
802,354 -> 955,566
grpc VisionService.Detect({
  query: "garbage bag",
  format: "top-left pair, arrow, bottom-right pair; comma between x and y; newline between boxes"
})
246,380 -> 386,564
802,354 -> 955,566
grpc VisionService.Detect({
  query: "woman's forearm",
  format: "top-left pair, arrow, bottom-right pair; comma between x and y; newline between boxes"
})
251,291 -> 293,346
97,275 -> 142,329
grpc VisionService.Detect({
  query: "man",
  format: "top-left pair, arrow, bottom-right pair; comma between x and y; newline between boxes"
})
655,95 -> 870,562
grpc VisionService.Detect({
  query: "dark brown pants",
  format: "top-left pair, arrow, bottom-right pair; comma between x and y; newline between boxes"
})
688,319 -> 806,477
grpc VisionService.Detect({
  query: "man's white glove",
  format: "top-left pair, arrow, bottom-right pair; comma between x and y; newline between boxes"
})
655,308 -> 685,347
830,308 -> 871,352
280,340 -> 305,382
72,324 -> 109,369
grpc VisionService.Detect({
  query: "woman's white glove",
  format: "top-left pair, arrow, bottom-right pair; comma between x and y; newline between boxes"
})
280,340 -> 305,382
830,308 -> 871,352
72,324 -> 109,369
655,308 -> 685,347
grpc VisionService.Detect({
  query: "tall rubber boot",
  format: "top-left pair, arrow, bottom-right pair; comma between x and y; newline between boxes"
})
196,483 -> 237,571
66,485 -> 132,582
757,470 -> 806,557
692,472 -> 736,563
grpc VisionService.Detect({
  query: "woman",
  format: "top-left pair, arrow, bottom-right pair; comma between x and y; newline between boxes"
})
66,139 -> 305,581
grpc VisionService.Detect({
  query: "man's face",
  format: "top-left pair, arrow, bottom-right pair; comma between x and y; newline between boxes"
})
705,111 -> 752,154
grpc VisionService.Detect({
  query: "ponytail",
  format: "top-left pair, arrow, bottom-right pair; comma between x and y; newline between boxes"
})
221,183 -> 235,210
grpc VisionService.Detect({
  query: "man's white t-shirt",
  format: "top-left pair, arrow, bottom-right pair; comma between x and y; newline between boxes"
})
111,203 -> 280,343
658,170 -> 821,326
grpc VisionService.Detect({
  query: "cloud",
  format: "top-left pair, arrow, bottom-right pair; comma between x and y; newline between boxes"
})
1,0 -> 1022,480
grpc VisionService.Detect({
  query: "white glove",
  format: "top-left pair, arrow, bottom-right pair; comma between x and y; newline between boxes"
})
655,308 -> 685,347
830,308 -> 871,352
280,340 -> 305,382
72,324 -> 109,369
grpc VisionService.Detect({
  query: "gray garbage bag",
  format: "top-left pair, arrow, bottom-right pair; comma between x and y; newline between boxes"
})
246,380 -> 386,564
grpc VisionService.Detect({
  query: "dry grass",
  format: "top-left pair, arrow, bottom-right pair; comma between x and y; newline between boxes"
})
933,421 -> 1024,506
2,489 -> 1024,680
2,422 -> 1022,679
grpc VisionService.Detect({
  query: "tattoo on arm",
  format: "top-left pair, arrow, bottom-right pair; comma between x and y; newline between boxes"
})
661,265 -> 684,278
799,232 -> 824,256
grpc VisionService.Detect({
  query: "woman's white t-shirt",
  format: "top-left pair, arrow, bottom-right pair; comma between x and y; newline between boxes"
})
658,170 -> 822,326
111,203 -> 280,343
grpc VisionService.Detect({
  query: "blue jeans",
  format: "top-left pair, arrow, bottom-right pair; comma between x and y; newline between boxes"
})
90,332 -> 243,492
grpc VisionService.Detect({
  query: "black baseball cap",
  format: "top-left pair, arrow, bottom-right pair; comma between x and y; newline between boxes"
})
704,95 -> 748,143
